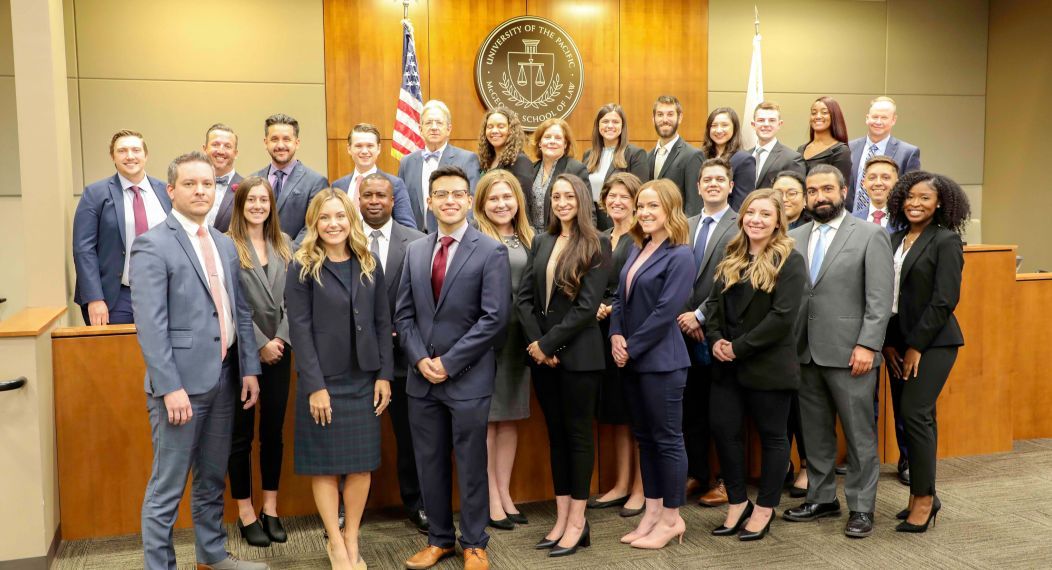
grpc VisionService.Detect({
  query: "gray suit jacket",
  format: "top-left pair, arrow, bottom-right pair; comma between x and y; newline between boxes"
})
751,141 -> 806,190
130,214 -> 261,397
847,135 -> 921,208
687,210 -> 739,318
211,171 -> 245,233
397,144 -> 481,232
790,214 -> 893,368
253,161 -> 329,243
238,234 -> 292,351
384,221 -> 426,377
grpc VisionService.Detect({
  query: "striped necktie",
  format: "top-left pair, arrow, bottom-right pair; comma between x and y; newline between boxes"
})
854,143 -> 879,211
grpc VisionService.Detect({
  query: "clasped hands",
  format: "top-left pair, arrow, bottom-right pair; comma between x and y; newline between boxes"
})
417,357 -> 448,384
611,334 -> 629,367
677,311 -> 704,342
711,339 -> 736,362
527,341 -> 559,367
259,338 -> 285,364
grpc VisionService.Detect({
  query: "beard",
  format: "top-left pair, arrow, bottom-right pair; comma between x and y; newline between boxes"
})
807,198 -> 845,224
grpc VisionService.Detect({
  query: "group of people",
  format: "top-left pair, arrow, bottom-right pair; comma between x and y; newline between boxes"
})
70,94 -> 969,570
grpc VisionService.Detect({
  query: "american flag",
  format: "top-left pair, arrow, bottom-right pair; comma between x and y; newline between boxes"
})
391,19 -> 425,160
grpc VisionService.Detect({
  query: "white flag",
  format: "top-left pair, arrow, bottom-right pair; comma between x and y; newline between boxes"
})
742,31 -> 764,150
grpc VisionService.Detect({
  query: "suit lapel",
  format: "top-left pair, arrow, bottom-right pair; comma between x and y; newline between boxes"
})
756,144 -> 780,185
169,216 -> 211,292
533,234 -> 556,308
150,177 -> 172,211
276,163 -> 305,211
435,228 -> 478,310
815,216 -> 856,285
322,257 -> 353,294
211,227 -> 239,307
900,224 -> 937,281
386,225 -> 409,295
108,176 -> 127,247
885,137 -> 901,162
660,139 -> 684,178
417,233 -> 439,312
698,213 -> 736,281
628,241 -> 671,301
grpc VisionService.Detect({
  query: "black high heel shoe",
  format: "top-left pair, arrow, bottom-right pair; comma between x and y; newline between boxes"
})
739,513 -> 773,541
549,521 -> 590,557
712,501 -> 753,536
535,535 -> 561,549
896,495 -> 940,521
259,512 -> 287,543
237,518 -> 271,547
488,517 -> 515,530
895,498 -> 941,533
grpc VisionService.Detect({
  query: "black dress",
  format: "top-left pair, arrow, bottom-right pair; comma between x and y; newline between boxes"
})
597,229 -> 635,424
797,141 -> 853,185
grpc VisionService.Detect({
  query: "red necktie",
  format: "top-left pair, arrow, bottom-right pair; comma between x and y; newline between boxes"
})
131,186 -> 149,236
431,236 -> 454,302
872,210 -> 885,226
196,226 -> 228,361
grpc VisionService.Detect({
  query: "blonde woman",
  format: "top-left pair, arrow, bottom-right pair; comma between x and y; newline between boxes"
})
472,170 -> 535,530
285,189 -> 393,569
704,188 -> 807,542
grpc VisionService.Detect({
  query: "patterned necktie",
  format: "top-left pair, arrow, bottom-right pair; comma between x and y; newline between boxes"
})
196,226 -> 228,361
130,186 -> 149,237
854,143 -> 879,211
693,217 -> 714,269
370,229 -> 382,259
431,236 -> 454,302
872,210 -> 885,226
810,224 -> 833,284
272,169 -> 286,200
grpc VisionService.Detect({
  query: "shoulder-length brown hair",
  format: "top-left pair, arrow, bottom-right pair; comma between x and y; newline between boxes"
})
227,175 -> 292,269
477,107 -> 525,171
547,173 -> 601,298
629,179 -> 689,246
294,188 -> 376,284
532,118 -> 576,160
586,103 -> 629,173
702,107 -> 743,159
598,172 -> 643,214
715,188 -> 795,294
473,169 -> 535,248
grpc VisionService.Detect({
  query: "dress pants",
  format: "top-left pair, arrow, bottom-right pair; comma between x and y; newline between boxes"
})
623,367 -> 688,508
387,375 -> 422,513
799,363 -> 879,513
873,364 -> 909,462
683,358 -> 714,485
787,391 -> 807,465
80,285 -> 134,325
709,370 -> 792,508
408,391 -> 491,550
895,346 -> 957,496
532,367 -> 600,499
142,354 -> 236,570
229,351 -> 292,499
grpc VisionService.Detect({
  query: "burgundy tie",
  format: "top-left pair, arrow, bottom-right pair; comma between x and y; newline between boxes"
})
872,210 -> 885,226
431,236 -> 454,302
131,186 -> 149,236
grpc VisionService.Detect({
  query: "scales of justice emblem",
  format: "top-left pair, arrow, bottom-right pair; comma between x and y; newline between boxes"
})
500,40 -> 561,110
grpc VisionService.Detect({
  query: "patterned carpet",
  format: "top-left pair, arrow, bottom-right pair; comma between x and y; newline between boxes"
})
53,439 -> 1052,569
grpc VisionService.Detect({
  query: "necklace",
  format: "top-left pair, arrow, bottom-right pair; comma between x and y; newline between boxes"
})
501,234 -> 521,249
903,233 -> 920,251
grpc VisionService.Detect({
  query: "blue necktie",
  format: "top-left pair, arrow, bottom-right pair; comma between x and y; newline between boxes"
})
693,217 -> 714,269
272,170 -> 286,200
854,143 -> 879,211
810,224 -> 833,284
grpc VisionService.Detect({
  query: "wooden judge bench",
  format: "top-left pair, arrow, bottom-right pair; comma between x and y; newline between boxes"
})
51,245 -> 1052,539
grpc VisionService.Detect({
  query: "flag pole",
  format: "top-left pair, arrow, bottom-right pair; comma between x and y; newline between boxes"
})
754,5 -> 760,36
403,0 -> 410,20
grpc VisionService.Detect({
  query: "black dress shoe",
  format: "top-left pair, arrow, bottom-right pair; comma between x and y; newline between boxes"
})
507,511 -> 528,525
898,467 -> 911,486
586,495 -> 628,509
619,505 -> 644,517
712,501 -> 753,536
897,495 -> 940,521
488,517 -> 515,530
783,499 -> 842,522
409,509 -> 429,534
835,464 -> 847,476
237,518 -> 271,547
549,522 -> 590,557
739,515 -> 773,541
535,535 -> 561,549
259,512 -> 286,543
788,485 -> 807,499
783,465 -> 796,488
844,511 -> 875,538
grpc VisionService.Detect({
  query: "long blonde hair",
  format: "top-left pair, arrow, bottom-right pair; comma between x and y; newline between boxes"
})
629,179 -> 689,246
295,188 -> 376,284
227,176 -> 292,269
715,188 -> 795,293
473,169 -> 534,247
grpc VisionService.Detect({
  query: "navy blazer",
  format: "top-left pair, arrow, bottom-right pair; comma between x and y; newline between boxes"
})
211,172 -> 245,233
394,224 -> 510,400
252,161 -> 329,243
887,225 -> 965,352
73,174 -> 171,310
609,239 -> 695,372
726,150 -> 756,211
285,256 -> 394,396
397,144 -> 481,232
383,221 -> 427,377
332,170 -> 417,229
847,135 -> 921,208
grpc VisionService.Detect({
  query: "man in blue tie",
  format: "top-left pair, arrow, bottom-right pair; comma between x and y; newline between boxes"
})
677,157 -> 739,506
847,97 -> 921,211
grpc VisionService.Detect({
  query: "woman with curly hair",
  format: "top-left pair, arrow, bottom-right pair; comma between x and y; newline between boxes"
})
477,107 -> 534,198
285,188 -> 393,568
883,171 -> 970,533
798,97 -> 853,185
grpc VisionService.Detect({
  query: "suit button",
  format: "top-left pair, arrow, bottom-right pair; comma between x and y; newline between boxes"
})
808,315 -> 815,320
213,311 -> 218,317
356,326 -> 362,331
809,293 -> 814,298
354,309 -> 359,315
214,337 -> 220,341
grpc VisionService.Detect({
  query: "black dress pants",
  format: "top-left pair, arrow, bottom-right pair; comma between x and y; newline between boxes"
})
683,359 -> 714,484
229,352 -> 292,499
387,375 -> 422,513
533,366 -> 600,500
893,346 -> 957,496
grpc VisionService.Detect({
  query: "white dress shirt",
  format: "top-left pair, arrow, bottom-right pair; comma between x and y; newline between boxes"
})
752,138 -> 778,183
421,143 -> 447,205
588,147 -> 615,201
367,217 -> 394,272
430,220 -> 469,273
171,209 -> 235,349
892,240 -> 906,314
807,208 -> 849,268
693,205 -> 731,324
119,173 -> 168,286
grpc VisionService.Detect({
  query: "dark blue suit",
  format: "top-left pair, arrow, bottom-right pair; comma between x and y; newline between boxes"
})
73,174 -> 171,324
847,136 -> 921,210
331,170 -> 417,230
394,223 -> 510,550
610,239 -> 694,507
727,150 -> 756,211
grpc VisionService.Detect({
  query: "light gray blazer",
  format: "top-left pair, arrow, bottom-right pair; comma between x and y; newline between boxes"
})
238,233 -> 293,351
789,213 -> 893,368
130,214 -> 261,397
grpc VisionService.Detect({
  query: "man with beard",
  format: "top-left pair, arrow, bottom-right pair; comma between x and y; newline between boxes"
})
252,113 -> 328,243
203,124 -> 242,232
648,95 -> 704,215
783,165 -> 892,539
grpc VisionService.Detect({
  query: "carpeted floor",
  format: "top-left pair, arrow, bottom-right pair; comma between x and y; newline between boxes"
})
53,439 -> 1052,569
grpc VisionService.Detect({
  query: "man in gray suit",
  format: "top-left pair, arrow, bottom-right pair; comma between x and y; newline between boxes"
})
677,157 -> 739,506
847,97 -> 921,211
782,164 -> 893,539
749,102 -> 806,190
252,113 -> 329,242
397,100 -> 481,233
131,151 -> 266,569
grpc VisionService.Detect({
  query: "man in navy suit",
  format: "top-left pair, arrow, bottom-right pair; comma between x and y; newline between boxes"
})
396,100 -> 481,232
847,97 -> 921,211
395,165 -> 509,570
332,123 -> 416,229
73,129 -> 171,325
203,124 -> 244,232
252,114 -> 328,242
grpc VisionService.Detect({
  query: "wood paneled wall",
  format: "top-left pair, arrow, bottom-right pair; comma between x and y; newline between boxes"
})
323,0 -> 708,182
1011,274 -> 1052,440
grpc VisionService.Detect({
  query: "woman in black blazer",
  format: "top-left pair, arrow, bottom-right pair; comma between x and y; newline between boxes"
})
476,106 -> 534,194
883,171 -> 970,533
582,104 -> 650,230
797,96 -> 853,184
701,107 -> 756,210
530,118 -> 590,231
517,173 -> 610,557
285,189 -> 393,568
704,188 -> 807,542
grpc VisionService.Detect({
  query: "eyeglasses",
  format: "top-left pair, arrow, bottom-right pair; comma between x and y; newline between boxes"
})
431,190 -> 470,200
781,190 -> 802,199
423,120 -> 447,128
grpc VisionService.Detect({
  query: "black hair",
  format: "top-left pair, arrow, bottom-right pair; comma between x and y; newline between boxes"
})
887,170 -> 971,234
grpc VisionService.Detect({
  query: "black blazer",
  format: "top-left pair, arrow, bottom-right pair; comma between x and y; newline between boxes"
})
382,222 -> 427,376
704,250 -> 807,391
888,225 -> 965,351
725,150 -> 756,211
285,255 -> 394,395
531,156 -> 590,227
583,144 -> 650,229
487,152 -> 535,199
517,233 -> 611,371
601,230 -> 634,305
751,141 -> 806,191
648,138 -> 704,216
797,141 -> 853,187
211,172 -> 245,233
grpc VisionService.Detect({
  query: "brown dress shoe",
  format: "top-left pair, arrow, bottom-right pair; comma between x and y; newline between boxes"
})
405,545 -> 455,569
698,481 -> 729,507
684,477 -> 703,497
463,548 -> 489,570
